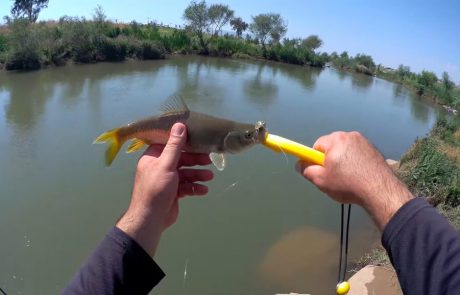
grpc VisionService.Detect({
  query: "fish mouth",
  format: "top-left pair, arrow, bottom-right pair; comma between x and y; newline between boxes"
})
253,121 -> 267,143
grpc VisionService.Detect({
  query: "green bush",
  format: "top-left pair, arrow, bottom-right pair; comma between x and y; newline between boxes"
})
98,37 -> 128,61
135,40 -> 165,60
446,187 -> 460,207
60,17 -> 96,63
35,24 -> 67,65
401,137 -> 460,205
355,64 -> 373,75
209,36 -> 250,57
161,29 -> 191,53
0,34 -> 7,52
5,19 -> 41,70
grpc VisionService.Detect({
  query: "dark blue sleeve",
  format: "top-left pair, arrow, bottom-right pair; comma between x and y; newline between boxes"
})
382,197 -> 460,295
62,227 -> 165,295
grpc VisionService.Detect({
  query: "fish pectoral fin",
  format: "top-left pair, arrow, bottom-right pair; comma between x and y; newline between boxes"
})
210,152 -> 226,171
126,138 -> 147,153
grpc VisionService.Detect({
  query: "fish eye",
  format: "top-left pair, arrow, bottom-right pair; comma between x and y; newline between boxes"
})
245,131 -> 252,139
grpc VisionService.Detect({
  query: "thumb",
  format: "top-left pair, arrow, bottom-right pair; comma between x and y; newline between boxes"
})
160,123 -> 187,170
296,160 -> 325,187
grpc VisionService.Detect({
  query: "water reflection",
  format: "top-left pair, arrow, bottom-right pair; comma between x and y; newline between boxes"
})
0,62 -> 163,134
351,73 -> 374,92
393,83 -> 405,98
244,63 -> 278,106
333,68 -> 348,81
2,72 -> 54,132
410,96 -> 430,123
259,227 -> 337,293
277,63 -> 321,91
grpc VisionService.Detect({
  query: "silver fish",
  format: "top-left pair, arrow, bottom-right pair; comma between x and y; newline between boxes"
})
93,94 -> 266,170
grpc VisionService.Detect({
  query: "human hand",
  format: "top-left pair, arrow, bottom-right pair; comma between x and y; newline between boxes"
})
296,131 -> 413,230
117,123 -> 213,257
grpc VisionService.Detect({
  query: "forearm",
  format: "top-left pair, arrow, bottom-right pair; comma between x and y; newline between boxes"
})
62,227 -> 165,295
383,197 -> 460,295
361,175 -> 414,230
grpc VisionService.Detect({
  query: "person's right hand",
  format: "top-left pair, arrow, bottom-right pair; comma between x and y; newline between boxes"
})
296,131 -> 414,230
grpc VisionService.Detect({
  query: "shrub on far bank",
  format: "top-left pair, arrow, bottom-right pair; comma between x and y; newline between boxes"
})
5,19 -> 41,70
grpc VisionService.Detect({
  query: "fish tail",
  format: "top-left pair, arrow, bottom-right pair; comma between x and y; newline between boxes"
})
93,128 -> 124,166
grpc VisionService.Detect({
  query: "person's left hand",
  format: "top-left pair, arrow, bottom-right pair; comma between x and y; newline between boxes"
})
117,123 -> 213,257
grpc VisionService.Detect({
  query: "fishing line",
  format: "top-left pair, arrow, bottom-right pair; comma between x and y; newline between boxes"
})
336,204 -> 351,295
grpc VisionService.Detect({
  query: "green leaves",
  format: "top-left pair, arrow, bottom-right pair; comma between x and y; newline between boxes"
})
249,13 -> 287,48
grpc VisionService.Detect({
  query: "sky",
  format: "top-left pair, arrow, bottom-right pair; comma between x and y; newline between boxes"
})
1,0 -> 459,83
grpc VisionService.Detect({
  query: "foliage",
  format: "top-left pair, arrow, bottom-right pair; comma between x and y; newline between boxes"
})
301,35 -> 323,51
5,18 -> 41,70
399,120 -> 460,207
442,72 -> 454,91
353,54 -> 375,71
249,13 -> 287,49
0,34 -> 8,53
183,1 -> 234,53
59,17 -> 96,62
161,29 -> 191,53
230,17 -> 248,38
264,38 -> 326,67
11,0 -> 49,22
415,70 -> 438,95
34,22 -> 66,65
396,64 -> 411,80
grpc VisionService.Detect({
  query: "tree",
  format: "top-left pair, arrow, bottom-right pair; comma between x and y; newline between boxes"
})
183,0 -> 234,53
230,17 -> 248,38
353,54 -> 375,70
249,13 -> 287,50
442,71 -> 454,91
416,70 -> 438,95
11,0 -> 49,22
396,64 -> 411,80
301,35 -> 323,51
418,71 -> 438,88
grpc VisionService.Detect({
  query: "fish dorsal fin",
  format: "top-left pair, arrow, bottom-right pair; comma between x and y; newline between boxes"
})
126,138 -> 147,153
160,94 -> 190,116
210,152 -> 226,171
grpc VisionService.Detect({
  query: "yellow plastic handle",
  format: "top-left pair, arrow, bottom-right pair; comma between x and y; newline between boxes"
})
262,133 -> 325,166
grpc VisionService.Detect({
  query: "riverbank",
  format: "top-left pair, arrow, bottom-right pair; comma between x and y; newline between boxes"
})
351,117 -> 460,274
1,16 -> 459,114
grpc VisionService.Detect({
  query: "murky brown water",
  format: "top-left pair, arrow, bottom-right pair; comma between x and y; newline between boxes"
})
0,56 -> 443,294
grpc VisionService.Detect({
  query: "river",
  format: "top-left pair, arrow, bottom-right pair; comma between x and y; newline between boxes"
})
0,56 -> 442,294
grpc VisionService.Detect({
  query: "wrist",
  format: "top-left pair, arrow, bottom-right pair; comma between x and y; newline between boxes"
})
362,176 -> 414,231
116,206 -> 164,257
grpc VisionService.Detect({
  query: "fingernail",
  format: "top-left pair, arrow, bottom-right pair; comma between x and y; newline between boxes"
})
172,124 -> 185,136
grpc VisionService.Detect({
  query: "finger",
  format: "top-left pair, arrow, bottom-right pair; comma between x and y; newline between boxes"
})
179,153 -> 212,167
178,183 -> 208,197
179,169 -> 214,183
312,134 -> 332,153
160,123 -> 187,170
296,160 -> 325,185
142,144 -> 166,158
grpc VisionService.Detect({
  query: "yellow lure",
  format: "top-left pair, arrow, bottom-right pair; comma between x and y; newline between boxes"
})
262,133 -> 325,166
336,281 -> 350,295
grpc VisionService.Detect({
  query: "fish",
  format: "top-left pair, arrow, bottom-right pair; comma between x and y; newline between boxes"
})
93,94 -> 267,170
